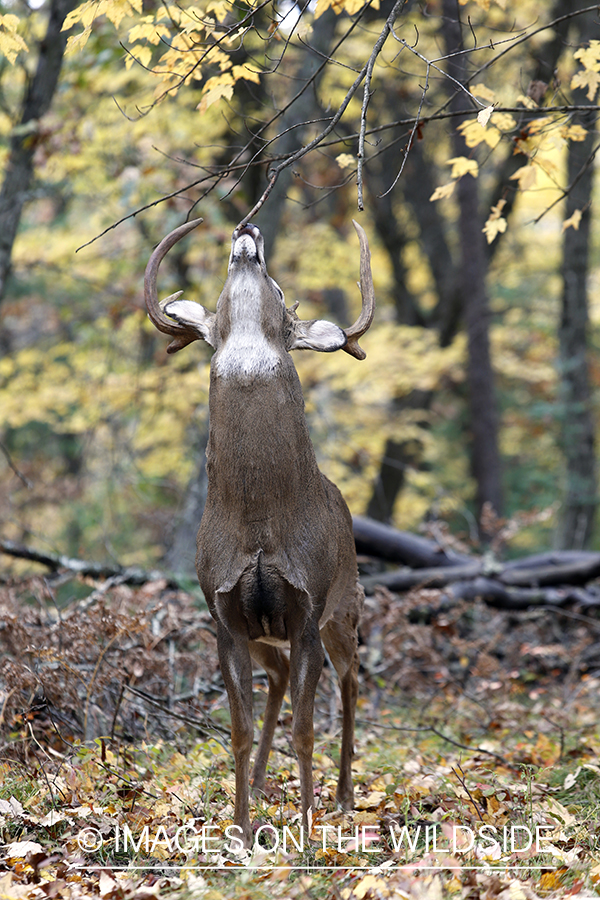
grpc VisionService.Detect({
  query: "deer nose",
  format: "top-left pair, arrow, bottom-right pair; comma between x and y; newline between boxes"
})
234,223 -> 260,240
231,223 -> 262,264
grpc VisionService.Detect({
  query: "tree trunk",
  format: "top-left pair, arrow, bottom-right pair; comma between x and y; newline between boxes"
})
556,18 -> 598,548
164,422 -> 210,578
254,10 -> 339,258
442,0 -> 503,527
0,0 -> 77,304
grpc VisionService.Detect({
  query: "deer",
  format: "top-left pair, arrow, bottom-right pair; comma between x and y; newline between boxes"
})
144,217 -> 375,848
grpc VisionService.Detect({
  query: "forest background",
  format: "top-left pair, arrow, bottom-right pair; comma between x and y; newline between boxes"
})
1,0 -> 600,576
2,2 -> 600,896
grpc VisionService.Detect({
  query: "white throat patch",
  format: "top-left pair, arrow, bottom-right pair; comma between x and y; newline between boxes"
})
215,274 -> 280,379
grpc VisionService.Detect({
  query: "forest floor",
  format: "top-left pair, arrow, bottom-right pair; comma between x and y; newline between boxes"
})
1,573 -> 600,899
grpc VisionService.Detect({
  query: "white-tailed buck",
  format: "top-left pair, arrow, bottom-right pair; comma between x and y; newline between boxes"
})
144,218 -> 375,847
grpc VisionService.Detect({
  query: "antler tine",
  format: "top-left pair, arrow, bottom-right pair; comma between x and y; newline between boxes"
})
144,218 -> 203,354
342,220 -> 376,361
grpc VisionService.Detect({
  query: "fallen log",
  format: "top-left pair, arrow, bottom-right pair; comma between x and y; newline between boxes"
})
499,555 -> 600,587
353,516 -> 471,568
0,539 -> 170,586
361,562 -> 483,594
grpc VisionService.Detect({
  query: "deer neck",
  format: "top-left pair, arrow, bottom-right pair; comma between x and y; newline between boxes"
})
214,271 -> 283,381
206,360 -> 322,517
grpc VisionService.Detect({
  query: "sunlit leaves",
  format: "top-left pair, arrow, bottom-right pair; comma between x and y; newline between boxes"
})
457,118 -> 502,149
482,199 -> 507,244
562,209 -> 583,232
447,156 -> 478,179
571,39 -> 600,100
0,14 -> 28,65
336,153 -> 356,169
197,77 -> 235,113
314,0 -> 376,19
510,165 -> 537,191
429,157 -> 478,203
491,111 -> 516,132
0,314 -> 210,483
429,181 -> 456,201
471,83 -> 495,103
562,124 -> 588,142
63,0 -> 143,52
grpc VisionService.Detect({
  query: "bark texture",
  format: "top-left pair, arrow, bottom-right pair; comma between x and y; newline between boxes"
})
442,0 -> 503,524
556,65 -> 597,548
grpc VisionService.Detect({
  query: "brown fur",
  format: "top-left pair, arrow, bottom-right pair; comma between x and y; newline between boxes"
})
145,221 -> 374,848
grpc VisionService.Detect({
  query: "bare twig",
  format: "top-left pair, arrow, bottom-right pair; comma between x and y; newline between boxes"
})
357,0 -> 408,209
0,441 -> 33,488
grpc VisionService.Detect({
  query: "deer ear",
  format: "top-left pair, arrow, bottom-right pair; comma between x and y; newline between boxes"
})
162,297 -> 216,348
287,318 -> 347,353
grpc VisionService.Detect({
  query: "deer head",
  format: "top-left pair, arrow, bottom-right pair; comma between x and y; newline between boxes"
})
144,218 -> 375,361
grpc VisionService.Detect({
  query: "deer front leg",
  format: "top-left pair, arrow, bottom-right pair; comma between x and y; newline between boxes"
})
216,622 -> 254,848
249,641 -> 290,794
289,618 -> 324,832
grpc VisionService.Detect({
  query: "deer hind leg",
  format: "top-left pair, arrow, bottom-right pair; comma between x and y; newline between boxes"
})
248,641 -> 290,794
289,616 -> 325,831
216,621 -> 254,848
320,614 -> 360,810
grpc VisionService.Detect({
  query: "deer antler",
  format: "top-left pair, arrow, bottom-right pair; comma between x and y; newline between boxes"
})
342,220 -> 376,361
144,218 -> 203,354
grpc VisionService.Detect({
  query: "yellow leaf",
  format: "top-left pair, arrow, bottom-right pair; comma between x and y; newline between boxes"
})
336,153 -> 355,170
314,0 -> 373,17
206,0 -> 231,21
509,165 -> 537,191
471,83 -> 495,103
231,64 -> 261,85
477,105 -> 494,127
197,81 -> 234,114
491,112 -> 516,131
457,118 -> 501,148
353,875 -> 388,900
562,209 -> 583,232
447,156 -> 479,178
516,94 -> 538,109
573,40 -> 600,72
128,20 -> 170,45
430,181 -> 456,201
126,44 -> 152,69
0,13 -> 19,30
483,199 -> 507,244
0,27 -> 28,64
563,124 -> 587,141
533,155 -> 558,176
355,790 -> 386,809
63,0 -> 108,33
528,115 -> 552,134
571,69 -> 600,101
65,28 -> 92,53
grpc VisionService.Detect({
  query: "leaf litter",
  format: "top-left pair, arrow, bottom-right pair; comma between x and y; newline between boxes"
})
1,575 -> 600,898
